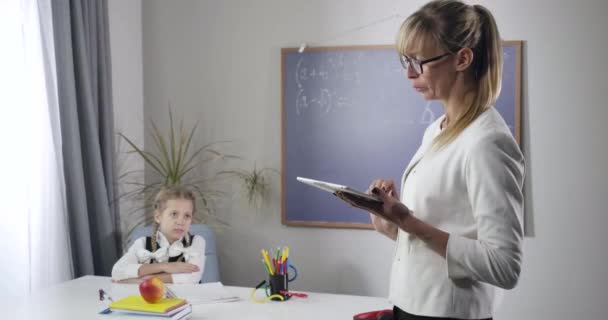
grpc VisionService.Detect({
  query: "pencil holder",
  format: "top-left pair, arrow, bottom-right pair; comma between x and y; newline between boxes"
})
259,247 -> 297,302
268,274 -> 290,301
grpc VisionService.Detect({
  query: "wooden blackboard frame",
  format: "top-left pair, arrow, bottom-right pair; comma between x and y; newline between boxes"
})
281,41 -> 522,228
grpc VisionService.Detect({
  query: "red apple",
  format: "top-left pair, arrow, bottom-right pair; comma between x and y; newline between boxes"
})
139,277 -> 166,303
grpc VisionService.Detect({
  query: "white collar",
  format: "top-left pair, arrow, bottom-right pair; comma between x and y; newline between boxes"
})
156,231 -> 187,248
135,231 -> 198,263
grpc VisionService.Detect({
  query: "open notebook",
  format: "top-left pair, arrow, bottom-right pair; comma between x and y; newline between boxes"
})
167,282 -> 240,305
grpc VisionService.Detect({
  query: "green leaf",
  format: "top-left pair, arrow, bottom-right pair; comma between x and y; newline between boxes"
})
117,169 -> 146,180
168,109 -> 177,180
174,120 -> 188,181
118,133 -> 167,176
181,144 -> 210,173
116,109 -> 254,243
150,121 -> 174,182
180,122 -> 199,169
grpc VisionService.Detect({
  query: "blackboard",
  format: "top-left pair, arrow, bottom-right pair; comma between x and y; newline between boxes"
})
281,42 -> 522,228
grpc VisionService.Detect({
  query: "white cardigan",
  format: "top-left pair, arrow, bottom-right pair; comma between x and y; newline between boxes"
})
388,107 -> 525,319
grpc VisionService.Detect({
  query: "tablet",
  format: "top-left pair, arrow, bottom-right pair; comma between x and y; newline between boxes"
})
296,177 -> 382,203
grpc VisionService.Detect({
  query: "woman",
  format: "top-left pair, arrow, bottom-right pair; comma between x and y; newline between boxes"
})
337,1 -> 524,319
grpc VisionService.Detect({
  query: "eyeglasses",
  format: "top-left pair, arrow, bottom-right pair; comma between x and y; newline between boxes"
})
399,53 -> 451,74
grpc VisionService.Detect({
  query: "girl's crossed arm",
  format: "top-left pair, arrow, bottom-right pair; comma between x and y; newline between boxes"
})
111,236 -> 206,284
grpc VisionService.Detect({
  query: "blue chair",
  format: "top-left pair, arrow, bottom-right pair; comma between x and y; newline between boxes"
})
127,224 -> 220,283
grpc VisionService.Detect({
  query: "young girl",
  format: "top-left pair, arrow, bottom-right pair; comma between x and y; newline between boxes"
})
112,186 -> 205,284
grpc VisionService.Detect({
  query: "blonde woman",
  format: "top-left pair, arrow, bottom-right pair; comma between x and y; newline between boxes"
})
336,1 -> 524,319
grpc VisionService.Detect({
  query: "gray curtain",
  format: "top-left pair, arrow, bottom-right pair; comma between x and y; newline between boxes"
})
51,0 -> 120,276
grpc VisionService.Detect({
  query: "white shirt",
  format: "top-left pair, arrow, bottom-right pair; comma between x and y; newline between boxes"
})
112,232 -> 206,284
388,107 -> 525,319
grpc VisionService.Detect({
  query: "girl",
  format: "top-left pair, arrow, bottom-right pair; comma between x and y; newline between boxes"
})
112,186 -> 205,284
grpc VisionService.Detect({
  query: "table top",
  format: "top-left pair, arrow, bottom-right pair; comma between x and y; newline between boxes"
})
4,276 -> 392,319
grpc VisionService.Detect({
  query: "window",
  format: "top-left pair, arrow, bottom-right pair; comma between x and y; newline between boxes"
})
0,0 -> 72,297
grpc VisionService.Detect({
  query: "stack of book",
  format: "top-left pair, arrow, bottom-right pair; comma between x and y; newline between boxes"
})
100,295 -> 191,319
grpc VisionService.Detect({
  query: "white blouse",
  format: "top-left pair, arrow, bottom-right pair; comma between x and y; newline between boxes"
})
388,107 -> 525,319
112,231 -> 206,284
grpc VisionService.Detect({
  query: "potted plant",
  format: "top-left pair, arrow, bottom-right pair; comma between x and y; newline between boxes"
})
117,110 -> 239,242
225,163 -> 279,210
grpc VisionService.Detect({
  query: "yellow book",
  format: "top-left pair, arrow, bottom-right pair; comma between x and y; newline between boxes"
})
109,295 -> 187,314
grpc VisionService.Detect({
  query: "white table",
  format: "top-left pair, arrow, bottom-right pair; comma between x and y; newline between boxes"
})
4,276 -> 391,319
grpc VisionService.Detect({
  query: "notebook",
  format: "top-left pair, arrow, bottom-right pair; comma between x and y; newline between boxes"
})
109,296 -> 187,314
167,282 -> 240,305
99,304 -> 192,319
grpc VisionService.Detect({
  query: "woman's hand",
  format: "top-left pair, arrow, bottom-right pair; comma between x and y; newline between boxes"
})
369,187 -> 412,227
367,179 -> 400,200
161,262 -> 200,274
335,179 -> 412,229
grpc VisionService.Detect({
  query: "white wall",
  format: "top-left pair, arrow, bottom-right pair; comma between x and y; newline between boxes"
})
135,0 -> 608,319
108,0 -> 144,247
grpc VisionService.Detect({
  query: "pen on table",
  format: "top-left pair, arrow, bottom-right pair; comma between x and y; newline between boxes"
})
166,286 -> 177,299
255,280 -> 267,289
280,290 -> 308,298
99,289 -> 114,302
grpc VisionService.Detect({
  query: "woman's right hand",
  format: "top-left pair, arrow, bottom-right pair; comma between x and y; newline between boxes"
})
367,179 -> 400,200
161,262 -> 200,274
367,179 -> 399,240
